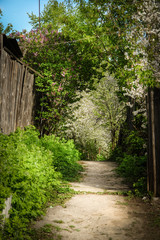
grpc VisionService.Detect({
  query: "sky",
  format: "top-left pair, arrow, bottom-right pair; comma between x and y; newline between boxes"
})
0,0 -> 51,32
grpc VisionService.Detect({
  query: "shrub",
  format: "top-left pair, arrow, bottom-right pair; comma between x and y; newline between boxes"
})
41,135 -> 83,181
124,130 -> 146,156
96,154 -> 106,161
109,129 -> 147,194
0,126 -> 82,239
116,154 -> 147,184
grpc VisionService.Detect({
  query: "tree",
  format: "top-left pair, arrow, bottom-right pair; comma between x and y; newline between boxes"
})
63,90 -> 111,160
15,18 -> 106,135
92,72 -> 125,150
0,9 -> 13,34
16,0 -> 120,135
28,0 -> 67,30
63,71 -> 125,159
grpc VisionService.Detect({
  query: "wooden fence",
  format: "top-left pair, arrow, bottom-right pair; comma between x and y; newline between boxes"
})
0,34 -> 35,134
147,88 -> 160,196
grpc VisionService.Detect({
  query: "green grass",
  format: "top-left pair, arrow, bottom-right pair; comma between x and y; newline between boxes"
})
53,220 -> 64,224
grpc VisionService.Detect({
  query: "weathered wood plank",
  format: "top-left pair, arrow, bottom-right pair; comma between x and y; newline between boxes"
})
17,68 -> 27,128
10,59 -> 17,133
1,50 -> 12,134
14,64 -> 25,131
25,72 -> 34,125
0,48 -> 35,134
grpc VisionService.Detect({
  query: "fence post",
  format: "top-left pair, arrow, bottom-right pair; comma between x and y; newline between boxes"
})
147,87 -> 160,196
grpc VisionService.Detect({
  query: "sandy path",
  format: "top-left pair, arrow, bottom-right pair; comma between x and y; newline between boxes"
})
71,161 -> 129,193
33,161 -> 160,240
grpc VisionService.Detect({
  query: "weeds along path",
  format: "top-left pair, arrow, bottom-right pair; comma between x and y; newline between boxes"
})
33,161 -> 160,240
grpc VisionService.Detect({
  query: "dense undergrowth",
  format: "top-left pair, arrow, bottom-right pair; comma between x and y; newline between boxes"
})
109,129 -> 147,196
0,126 -> 83,240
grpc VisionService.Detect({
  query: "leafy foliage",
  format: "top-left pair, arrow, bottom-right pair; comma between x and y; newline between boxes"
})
109,128 -> 147,195
63,71 -> 126,160
41,135 -> 82,181
117,154 -> 146,185
63,90 -> 110,160
12,22 -> 102,135
92,71 -> 126,150
0,126 -> 82,239
0,9 -> 14,34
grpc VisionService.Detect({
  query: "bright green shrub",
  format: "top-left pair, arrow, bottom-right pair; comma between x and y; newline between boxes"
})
0,126 -> 82,239
96,154 -> 106,161
41,135 -> 83,181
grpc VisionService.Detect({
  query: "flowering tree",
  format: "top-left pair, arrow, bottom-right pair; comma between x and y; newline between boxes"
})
21,0 -> 150,141
14,27 -> 77,134
63,72 -> 125,159
134,0 -> 160,82
92,72 -> 126,150
13,24 -> 102,135
63,91 -> 111,160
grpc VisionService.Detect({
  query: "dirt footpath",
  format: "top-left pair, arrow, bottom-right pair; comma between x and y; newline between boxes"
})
33,161 -> 160,240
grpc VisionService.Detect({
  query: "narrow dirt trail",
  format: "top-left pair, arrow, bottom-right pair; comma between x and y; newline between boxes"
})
33,161 -> 160,240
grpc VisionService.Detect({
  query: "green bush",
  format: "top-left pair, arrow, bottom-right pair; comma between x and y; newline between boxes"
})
133,177 -> 147,196
109,129 -> 147,194
96,154 -> 106,161
0,126 -> 82,239
124,130 -> 146,156
41,135 -> 83,181
116,154 -> 147,184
